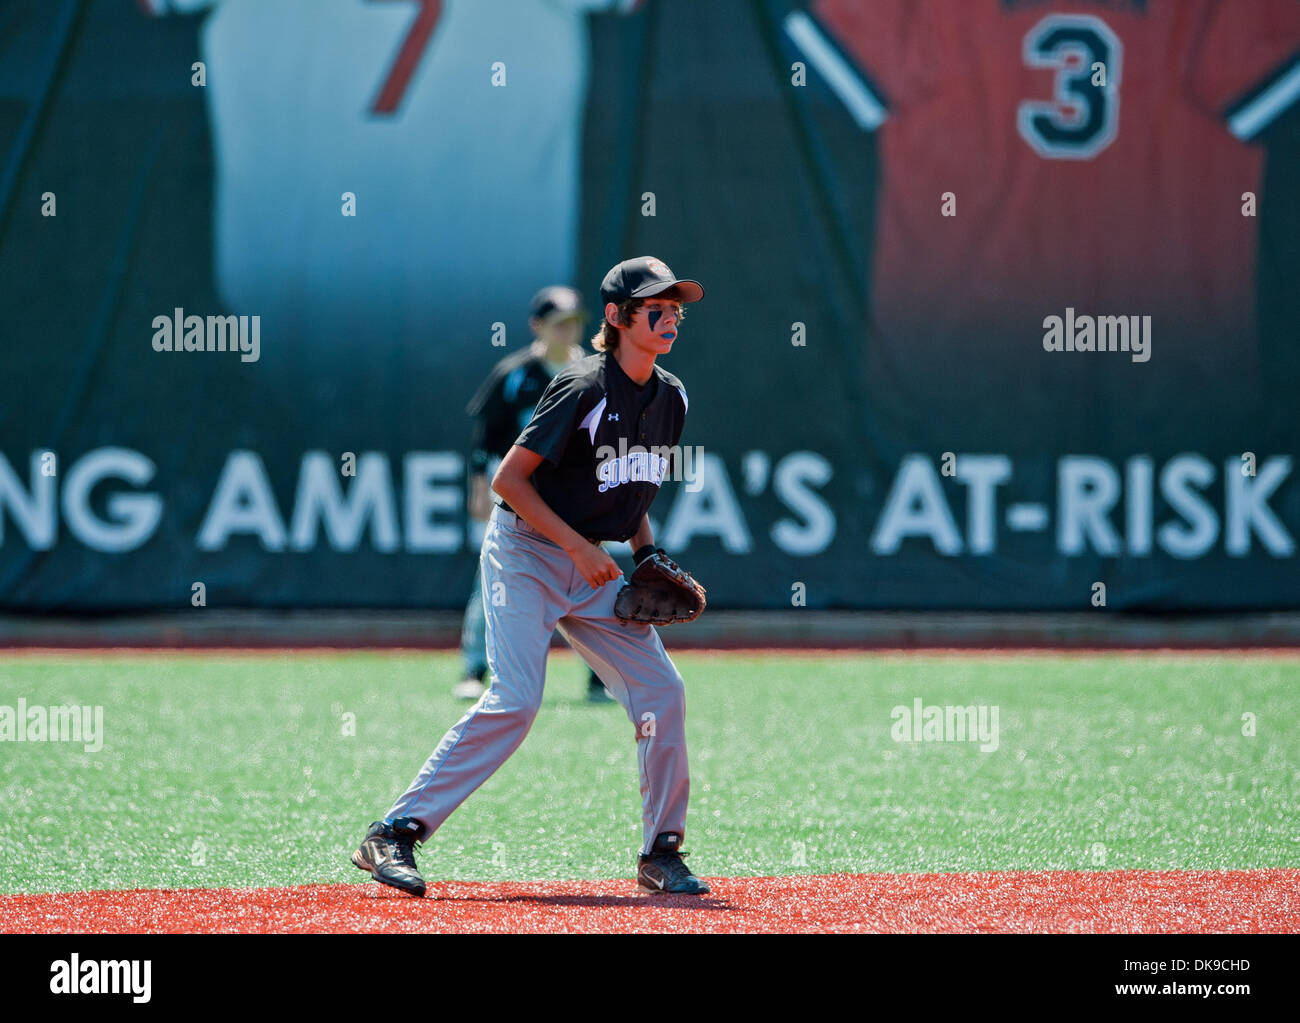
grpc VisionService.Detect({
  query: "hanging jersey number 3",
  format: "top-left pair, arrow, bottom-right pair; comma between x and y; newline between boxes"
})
1017,14 -> 1123,160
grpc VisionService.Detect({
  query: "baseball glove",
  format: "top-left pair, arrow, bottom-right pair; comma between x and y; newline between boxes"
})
614,549 -> 707,625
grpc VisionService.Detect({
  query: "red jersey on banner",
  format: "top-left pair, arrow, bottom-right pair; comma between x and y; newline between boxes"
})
788,0 -> 1300,430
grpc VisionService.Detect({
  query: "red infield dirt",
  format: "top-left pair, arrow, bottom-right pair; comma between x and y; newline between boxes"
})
3,869 -> 1295,933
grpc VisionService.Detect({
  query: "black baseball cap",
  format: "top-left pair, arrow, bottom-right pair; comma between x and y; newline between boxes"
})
529,285 -> 586,322
600,257 -> 704,306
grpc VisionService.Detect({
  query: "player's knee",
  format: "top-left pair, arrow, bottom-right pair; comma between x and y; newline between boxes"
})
481,690 -> 542,732
656,666 -> 687,705
637,677 -> 686,739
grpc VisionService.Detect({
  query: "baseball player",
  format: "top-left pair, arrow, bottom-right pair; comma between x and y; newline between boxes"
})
353,257 -> 709,896
457,286 -> 612,704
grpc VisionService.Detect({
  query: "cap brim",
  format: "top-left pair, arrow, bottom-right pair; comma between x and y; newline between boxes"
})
631,279 -> 705,304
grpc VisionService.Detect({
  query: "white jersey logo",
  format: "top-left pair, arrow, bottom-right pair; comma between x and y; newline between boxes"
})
596,449 -> 670,493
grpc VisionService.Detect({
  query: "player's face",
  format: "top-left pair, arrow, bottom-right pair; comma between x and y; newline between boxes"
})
624,297 -> 683,356
534,314 -> 583,349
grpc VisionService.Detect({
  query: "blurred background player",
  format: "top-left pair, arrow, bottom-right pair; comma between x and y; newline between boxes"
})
456,286 -> 613,703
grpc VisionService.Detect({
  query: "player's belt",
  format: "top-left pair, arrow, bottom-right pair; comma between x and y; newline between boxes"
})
493,505 -> 603,546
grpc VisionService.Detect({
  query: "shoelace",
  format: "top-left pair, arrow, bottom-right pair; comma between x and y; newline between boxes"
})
652,850 -> 696,884
388,836 -> 418,871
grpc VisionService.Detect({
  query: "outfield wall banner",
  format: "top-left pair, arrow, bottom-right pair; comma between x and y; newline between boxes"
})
3,0 -> 1300,612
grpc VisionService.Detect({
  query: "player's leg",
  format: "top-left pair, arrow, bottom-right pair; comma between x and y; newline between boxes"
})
386,515 -> 559,832
557,612 -> 689,841
454,558 -> 489,699
557,605 -> 707,893
357,514 -> 561,891
555,627 -> 614,703
586,663 -> 614,703
556,563 -> 706,850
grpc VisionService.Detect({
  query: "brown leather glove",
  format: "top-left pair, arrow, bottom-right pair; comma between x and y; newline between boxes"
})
614,548 -> 707,625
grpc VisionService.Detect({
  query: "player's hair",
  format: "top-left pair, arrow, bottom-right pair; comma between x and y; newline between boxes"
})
590,297 -> 687,352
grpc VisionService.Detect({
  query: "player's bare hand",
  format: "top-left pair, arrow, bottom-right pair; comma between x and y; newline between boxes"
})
569,543 -> 622,589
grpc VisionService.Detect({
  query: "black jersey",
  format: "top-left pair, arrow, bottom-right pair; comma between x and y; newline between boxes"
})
507,351 -> 688,542
466,347 -> 563,475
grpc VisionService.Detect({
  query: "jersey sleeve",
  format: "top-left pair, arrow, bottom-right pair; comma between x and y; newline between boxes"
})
1185,0 -> 1300,141
783,0 -> 919,131
467,364 -> 531,473
465,360 -> 504,420
513,374 -> 586,466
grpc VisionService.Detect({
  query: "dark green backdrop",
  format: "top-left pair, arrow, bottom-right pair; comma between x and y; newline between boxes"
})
3,0 -> 1299,611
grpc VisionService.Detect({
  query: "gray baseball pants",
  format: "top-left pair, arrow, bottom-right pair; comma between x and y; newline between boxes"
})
386,505 -> 691,855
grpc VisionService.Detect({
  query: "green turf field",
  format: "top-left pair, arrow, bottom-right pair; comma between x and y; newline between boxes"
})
1,652 -> 1295,894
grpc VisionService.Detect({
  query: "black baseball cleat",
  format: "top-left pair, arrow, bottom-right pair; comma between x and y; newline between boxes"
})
637,831 -> 710,894
351,818 -> 427,897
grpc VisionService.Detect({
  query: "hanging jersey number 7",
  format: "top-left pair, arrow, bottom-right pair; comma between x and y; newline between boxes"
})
1017,14 -> 1123,160
370,0 -> 443,116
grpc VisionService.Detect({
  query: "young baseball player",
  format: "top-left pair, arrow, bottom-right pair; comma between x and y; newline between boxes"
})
456,286 -> 612,704
353,257 -> 708,896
